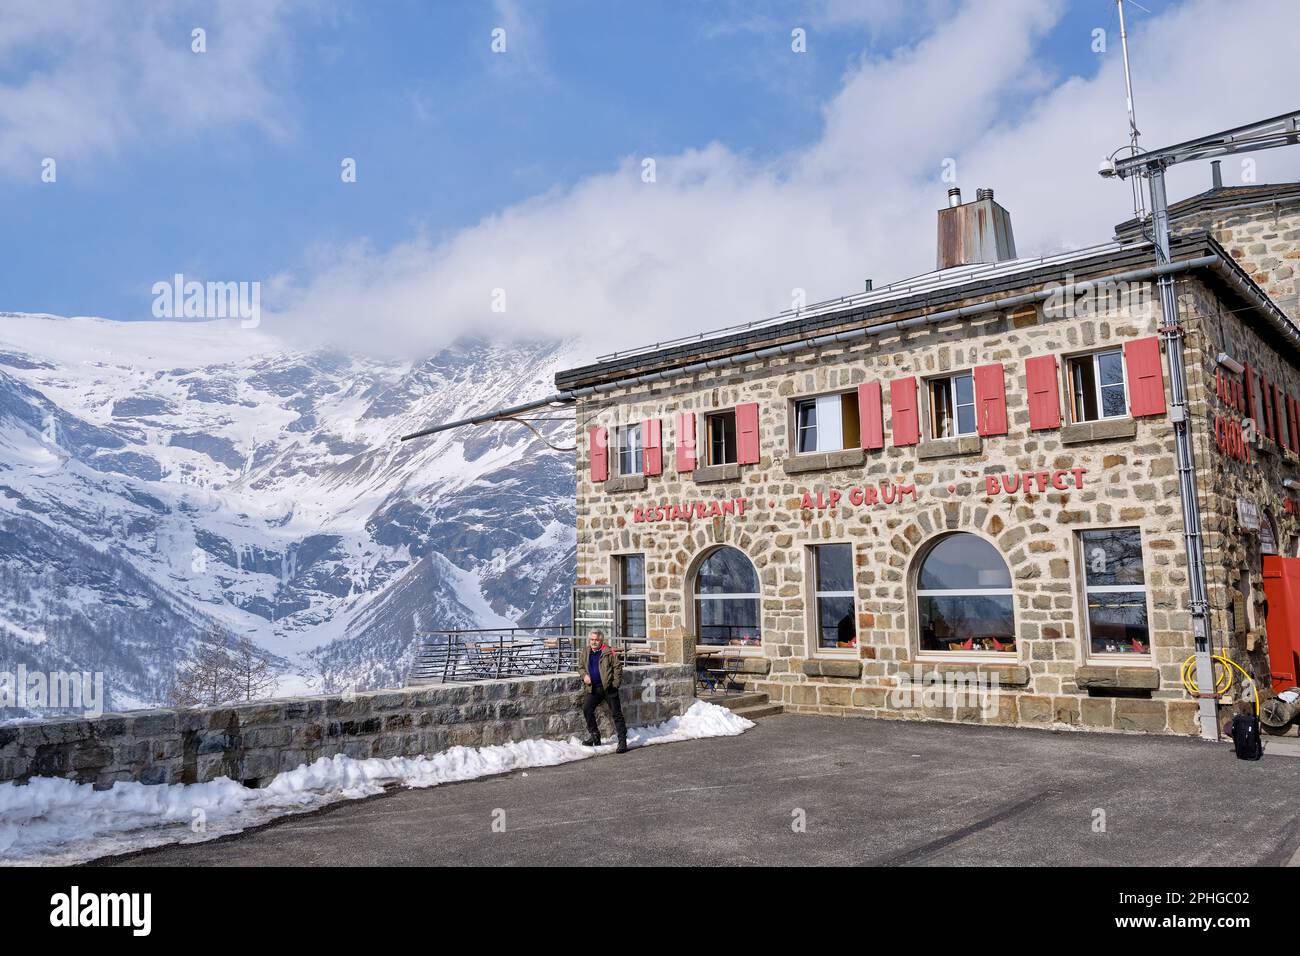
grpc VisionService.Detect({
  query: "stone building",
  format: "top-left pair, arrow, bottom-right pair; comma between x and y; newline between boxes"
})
556,178 -> 1300,737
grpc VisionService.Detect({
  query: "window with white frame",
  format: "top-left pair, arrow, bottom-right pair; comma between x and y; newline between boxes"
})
928,373 -> 976,439
1079,527 -> 1150,655
616,554 -> 646,639
616,423 -> 643,476
1068,349 -> 1127,422
811,543 -> 856,649
705,410 -> 737,466
916,533 -> 1015,653
793,392 -> 860,453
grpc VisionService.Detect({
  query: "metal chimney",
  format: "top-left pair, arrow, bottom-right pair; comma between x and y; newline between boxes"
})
1211,160 -> 1223,189
936,186 -> 1017,270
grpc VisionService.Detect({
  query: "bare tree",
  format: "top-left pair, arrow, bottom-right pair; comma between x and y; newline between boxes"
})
168,627 -> 278,707
228,634 -> 278,702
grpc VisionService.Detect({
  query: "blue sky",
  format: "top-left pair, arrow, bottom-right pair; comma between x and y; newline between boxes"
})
3,0 -> 1298,355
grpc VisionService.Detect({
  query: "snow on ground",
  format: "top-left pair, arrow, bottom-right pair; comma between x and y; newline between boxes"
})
0,701 -> 752,865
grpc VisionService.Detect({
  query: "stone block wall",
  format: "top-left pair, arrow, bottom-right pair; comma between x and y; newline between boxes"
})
574,275 -> 1216,736
0,665 -> 694,790
1171,196 -> 1300,325
1183,276 -> 1300,684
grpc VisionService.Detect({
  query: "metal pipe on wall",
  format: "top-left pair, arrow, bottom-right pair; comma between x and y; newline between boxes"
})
1149,165 -> 1218,740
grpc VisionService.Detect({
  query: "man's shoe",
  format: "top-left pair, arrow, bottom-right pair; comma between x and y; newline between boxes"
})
581,735 -> 601,747
615,739 -> 629,754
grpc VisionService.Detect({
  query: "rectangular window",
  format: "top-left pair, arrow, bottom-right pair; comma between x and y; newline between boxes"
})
706,410 -> 737,466
928,373 -> 976,439
793,393 -> 860,453
617,424 -> 643,476
1079,527 -> 1150,656
811,543 -> 856,649
616,554 -> 646,639
1068,349 -> 1127,422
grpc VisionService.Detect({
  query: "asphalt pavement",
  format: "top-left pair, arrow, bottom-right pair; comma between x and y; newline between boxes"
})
97,713 -> 1300,867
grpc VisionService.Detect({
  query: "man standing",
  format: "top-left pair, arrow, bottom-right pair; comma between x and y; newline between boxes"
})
580,629 -> 627,753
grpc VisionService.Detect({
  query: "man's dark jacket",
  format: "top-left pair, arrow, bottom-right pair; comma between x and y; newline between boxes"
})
580,642 -> 623,691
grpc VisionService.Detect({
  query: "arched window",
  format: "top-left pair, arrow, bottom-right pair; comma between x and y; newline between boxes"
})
916,534 -> 1015,653
694,546 -> 761,647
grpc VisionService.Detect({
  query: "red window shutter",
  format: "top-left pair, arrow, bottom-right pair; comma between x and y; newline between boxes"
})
588,426 -> 608,482
643,418 -> 662,476
675,412 -> 696,472
890,377 -> 919,446
1244,365 -> 1257,425
1274,388 -> 1282,444
1024,355 -> 1061,430
1274,382 -> 1284,442
1123,336 -> 1167,417
858,382 -> 883,450
1263,377 -> 1274,444
1289,396 -> 1299,454
1291,396 -> 1299,454
735,402 -> 760,464
1275,385 -> 1287,449
973,363 -> 1008,436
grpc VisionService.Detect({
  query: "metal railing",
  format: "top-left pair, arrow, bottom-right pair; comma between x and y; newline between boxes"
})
407,626 -> 658,684
694,623 -> 763,647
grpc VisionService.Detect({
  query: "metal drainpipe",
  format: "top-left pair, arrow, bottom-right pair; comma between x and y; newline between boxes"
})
1149,165 -> 1219,740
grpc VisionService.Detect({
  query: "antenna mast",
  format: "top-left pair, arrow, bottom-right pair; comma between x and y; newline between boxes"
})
1115,0 -> 1146,218
1101,107 -> 1300,740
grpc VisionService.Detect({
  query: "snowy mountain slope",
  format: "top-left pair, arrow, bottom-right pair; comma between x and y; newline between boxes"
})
0,313 -> 579,708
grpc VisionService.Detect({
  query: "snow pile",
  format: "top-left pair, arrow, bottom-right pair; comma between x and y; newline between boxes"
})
0,701 -> 752,865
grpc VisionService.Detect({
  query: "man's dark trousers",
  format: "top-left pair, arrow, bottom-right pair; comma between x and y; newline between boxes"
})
583,685 -> 626,743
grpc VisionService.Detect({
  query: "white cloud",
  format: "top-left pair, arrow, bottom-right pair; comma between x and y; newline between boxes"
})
0,0 -> 302,180
246,0 -> 1300,359
487,0 -> 549,80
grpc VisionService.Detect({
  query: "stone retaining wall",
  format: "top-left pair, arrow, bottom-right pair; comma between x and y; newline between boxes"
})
0,665 -> 694,790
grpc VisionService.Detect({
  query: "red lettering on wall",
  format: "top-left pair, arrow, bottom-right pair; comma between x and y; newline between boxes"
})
986,468 -> 1087,497
632,498 -> 750,523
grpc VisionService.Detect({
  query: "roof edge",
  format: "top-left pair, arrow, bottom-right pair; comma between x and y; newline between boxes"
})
556,235 -> 1224,391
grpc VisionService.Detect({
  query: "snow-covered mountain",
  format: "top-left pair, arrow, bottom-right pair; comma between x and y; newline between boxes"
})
0,313 -> 579,709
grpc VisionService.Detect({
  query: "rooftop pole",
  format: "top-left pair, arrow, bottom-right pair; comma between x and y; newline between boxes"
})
1114,0 -> 1146,219
1101,107 -> 1300,739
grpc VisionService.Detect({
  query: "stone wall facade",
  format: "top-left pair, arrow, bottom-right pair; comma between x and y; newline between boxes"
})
572,255 -> 1300,737
1117,184 -> 1300,325
1169,192 -> 1300,325
0,665 -> 693,789
1184,279 -> 1300,681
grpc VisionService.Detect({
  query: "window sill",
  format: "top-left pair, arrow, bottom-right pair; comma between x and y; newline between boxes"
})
1060,417 -> 1137,445
782,448 -> 865,475
1075,664 -> 1159,690
917,434 -> 981,460
604,474 -> 647,494
906,659 -> 1030,686
695,649 -> 769,668
693,463 -> 740,484
802,658 -> 862,679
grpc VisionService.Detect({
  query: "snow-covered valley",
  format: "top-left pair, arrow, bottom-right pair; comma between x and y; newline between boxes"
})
0,313 -> 579,711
